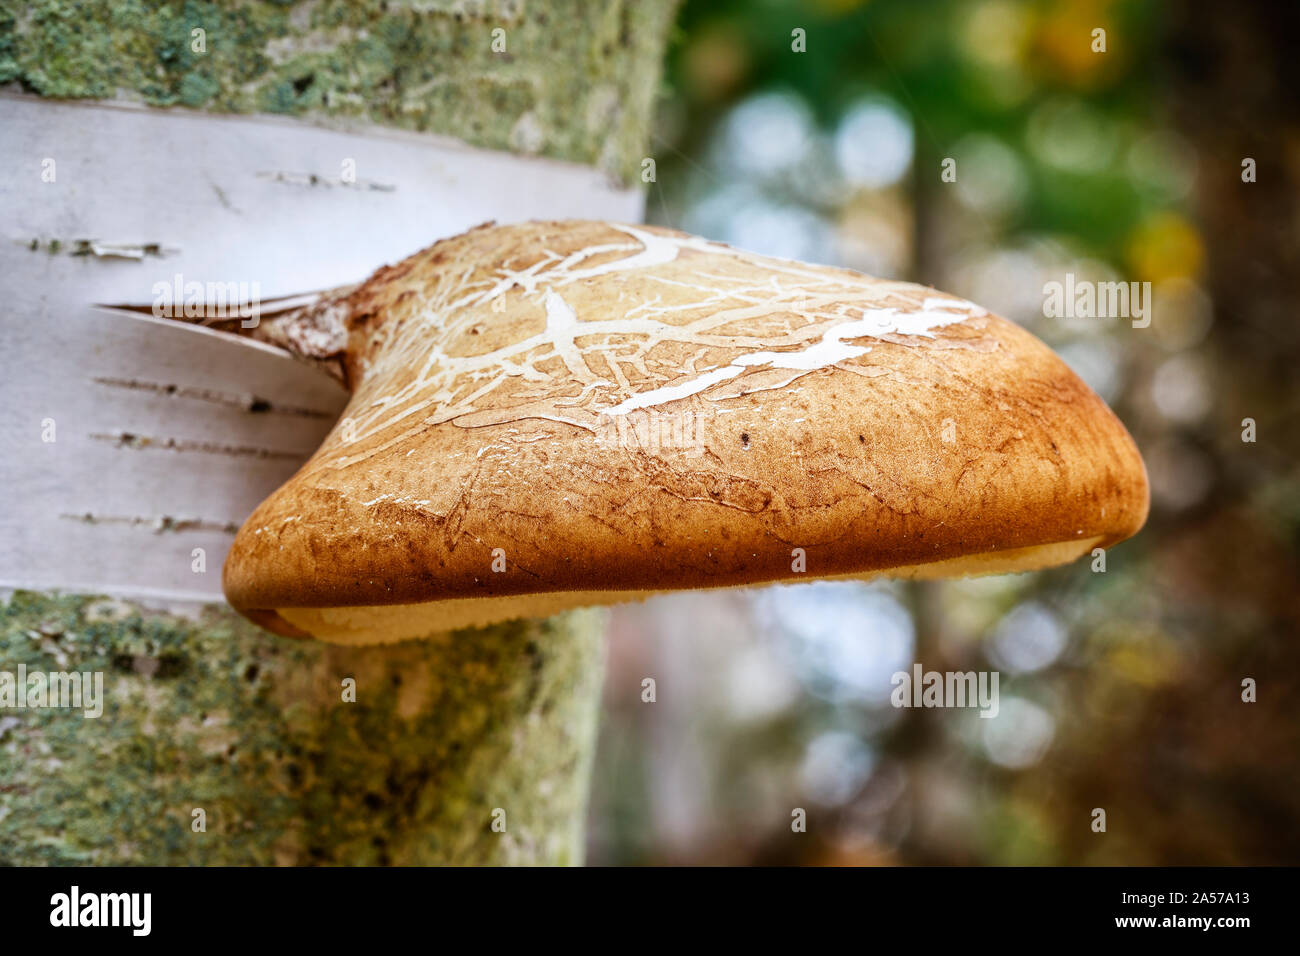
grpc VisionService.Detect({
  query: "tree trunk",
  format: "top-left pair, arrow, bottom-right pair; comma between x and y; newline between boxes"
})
0,0 -> 677,865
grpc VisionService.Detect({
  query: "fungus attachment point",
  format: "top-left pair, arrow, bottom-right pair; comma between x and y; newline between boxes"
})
220,221 -> 1148,644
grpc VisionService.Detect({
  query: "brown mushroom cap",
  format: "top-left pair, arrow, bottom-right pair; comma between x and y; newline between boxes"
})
223,221 -> 1148,644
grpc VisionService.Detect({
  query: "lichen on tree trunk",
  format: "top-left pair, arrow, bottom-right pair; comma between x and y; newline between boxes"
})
1,592 -> 606,865
0,0 -> 675,865
0,0 -> 678,182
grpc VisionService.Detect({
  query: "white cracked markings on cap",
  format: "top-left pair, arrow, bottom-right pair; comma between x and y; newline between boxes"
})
321,225 -> 989,467
600,297 -> 986,416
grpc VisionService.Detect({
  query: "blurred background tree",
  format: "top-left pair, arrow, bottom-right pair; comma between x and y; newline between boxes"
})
587,0 -> 1300,865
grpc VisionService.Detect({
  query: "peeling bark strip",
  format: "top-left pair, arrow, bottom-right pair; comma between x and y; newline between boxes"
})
0,594 -> 605,865
0,0 -> 680,183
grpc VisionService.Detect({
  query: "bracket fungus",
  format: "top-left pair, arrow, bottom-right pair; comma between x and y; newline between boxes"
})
218,220 -> 1148,645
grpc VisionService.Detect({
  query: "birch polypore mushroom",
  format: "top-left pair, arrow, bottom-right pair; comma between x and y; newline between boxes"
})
222,220 -> 1148,645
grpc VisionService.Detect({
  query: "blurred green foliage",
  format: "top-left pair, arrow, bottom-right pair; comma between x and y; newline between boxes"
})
588,0 -> 1300,866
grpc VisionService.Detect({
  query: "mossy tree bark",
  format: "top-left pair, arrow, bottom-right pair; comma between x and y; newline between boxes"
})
0,0 -> 677,865
0,0 -> 676,182
1,594 -> 606,865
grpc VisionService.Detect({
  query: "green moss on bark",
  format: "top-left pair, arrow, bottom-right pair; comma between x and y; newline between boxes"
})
0,591 -> 605,865
0,0 -> 676,865
0,0 -> 678,181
